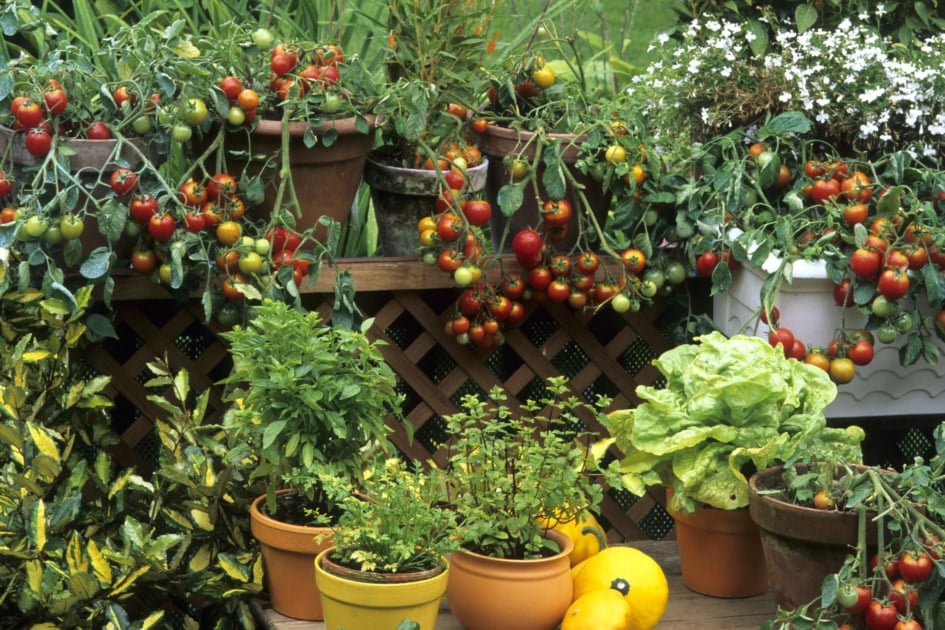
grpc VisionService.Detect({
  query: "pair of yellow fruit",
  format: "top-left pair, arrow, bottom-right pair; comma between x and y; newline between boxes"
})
550,514 -> 669,630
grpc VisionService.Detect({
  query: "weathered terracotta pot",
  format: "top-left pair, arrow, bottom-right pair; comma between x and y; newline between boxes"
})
749,464 -> 889,610
315,548 -> 448,630
445,529 -> 573,630
249,492 -> 333,621
670,500 -> 768,598
364,157 -> 488,256
225,115 -> 377,241
478,125 -> 611,251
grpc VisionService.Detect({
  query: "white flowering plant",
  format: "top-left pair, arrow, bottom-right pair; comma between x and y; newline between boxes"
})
620,8 -> 945,384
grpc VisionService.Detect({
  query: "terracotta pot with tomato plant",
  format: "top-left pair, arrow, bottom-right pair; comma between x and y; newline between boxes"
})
751,427 -> 945,628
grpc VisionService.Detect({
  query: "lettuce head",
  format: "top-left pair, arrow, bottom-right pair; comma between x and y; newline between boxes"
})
609,331 -> 863,512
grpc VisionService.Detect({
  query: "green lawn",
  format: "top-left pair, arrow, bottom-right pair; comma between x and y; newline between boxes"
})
493,0 -> 679,76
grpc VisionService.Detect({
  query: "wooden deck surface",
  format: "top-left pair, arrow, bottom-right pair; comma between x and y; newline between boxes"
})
255,540 -> 777,629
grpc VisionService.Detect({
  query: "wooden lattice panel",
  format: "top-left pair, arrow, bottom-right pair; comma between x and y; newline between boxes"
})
89,258 -> 678,541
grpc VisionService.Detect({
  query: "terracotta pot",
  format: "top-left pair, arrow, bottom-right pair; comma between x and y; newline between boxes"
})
315,548 -> 448,630
225,115 -> 377,240
249,492 -> 333,621
749,464 -> 889,610
478,125 -> 611,251
670,500 -> 768,598
364,157 -> 489,256
445,529 -> 574,630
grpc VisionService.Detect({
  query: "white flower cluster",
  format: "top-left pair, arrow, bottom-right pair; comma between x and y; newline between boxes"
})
632,12 -> 945,157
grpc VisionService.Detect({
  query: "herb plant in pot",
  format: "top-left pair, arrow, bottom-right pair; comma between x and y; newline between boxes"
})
314,457 -> 458,630
220,299 -> 401,620
609,331 -> 864,598
440,376 -> 621,630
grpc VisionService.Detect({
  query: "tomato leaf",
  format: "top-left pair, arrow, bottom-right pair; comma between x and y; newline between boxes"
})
497,183 -> 524,217
80,248 -> 112,280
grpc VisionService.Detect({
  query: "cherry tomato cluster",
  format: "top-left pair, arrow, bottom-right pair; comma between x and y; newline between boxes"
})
417,166 -> 492,286
832,541 -> 942,630
7,81 -> 68,157
267,42 -> 345,110
6,79 -> 158,150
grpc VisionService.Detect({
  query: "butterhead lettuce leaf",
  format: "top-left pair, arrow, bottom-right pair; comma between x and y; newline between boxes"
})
610,331 -> 861,512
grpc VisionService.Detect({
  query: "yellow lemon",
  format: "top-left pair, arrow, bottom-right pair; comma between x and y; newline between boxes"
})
572,546 -> 669,630
561,588 -> 632,630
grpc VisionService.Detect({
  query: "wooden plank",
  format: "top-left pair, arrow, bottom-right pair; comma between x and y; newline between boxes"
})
256,540 -> 778,630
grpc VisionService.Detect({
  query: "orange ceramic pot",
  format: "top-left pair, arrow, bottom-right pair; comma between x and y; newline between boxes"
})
445,529 -> 574,630
226,115 -> 377,240
249,492 -> 333,620
670,501 -> 768,598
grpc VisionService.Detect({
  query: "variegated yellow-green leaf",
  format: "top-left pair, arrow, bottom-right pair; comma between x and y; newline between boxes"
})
66,531 -> 89,574
190,508 -> 213,532
87,539 -> 113,586
189,544 -> 211,572
139,611 -> 165,629
31,454 -> 62,481
28,623 -> 60,630
21,350 -> 51,362
28,499 -> 46,551
108,469 -> 135,499
39,299 -> 70,316
0,422 -> 23,448
202,465 -> 216,487
25,559 -> 43,592
217,553 -> 251,582
251,554 -> 265,588
95,451 -> 112,485
108,565 -> 150,596
173,369 -> 189,402
67,572 -> 99,599
27,422 -> 61,461
163,508 -> 193,530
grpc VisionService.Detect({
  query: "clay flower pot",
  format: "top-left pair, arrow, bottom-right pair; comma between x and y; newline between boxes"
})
749,464 -> 890,610
249,492 -> 333,621
364,157 -> 489,256
225,115 -> 378,241
669,501 -> 768,598
445,529 -> 574,630
478,124 -> 611,251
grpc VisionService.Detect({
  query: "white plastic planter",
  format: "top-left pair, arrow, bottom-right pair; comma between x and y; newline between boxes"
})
714,260 -> 945,419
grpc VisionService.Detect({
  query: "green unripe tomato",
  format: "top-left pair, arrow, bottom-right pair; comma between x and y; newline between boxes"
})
251,28 -> 274,49
131,115 -> 153,135
24,215 -> 49,238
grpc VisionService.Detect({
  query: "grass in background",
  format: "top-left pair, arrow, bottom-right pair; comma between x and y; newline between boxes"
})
493,0 -> 679,82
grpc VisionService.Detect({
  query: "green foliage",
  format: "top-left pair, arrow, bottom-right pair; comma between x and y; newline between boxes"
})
609,331 -> 865,512
441,376 -> 620,559
0,290 -> 260,627
325,457 -> 457,574
370,0 -> 496,162
220,299 -> 403,519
